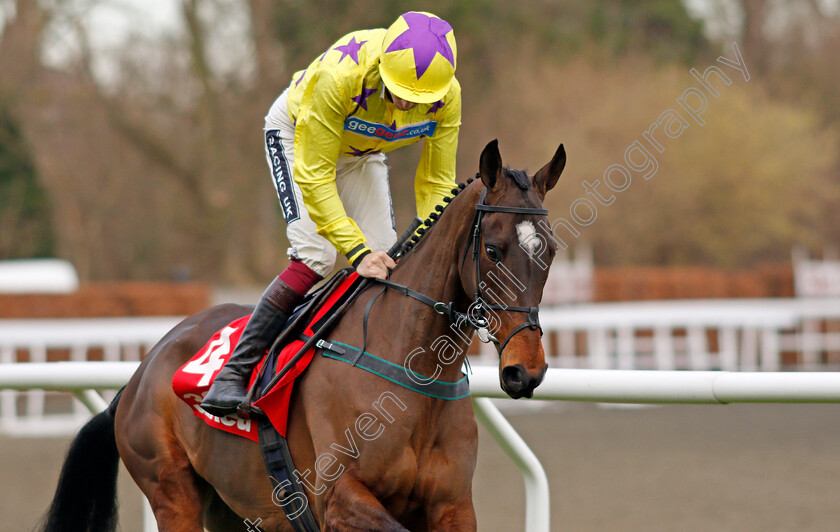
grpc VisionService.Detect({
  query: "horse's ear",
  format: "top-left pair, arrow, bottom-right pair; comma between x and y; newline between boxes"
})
534,144 -> 566,197
479,139 -> 502,190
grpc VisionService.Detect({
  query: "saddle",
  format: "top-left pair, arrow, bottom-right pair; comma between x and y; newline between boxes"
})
172,269 -> 362,434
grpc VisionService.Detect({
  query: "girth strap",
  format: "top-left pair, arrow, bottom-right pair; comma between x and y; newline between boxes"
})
257,417 -> 320,531
313,337 -> 471,400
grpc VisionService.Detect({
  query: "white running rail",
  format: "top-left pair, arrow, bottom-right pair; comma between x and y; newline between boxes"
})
475,298 -> 840,372
0,317 -> 182,435
4,300 -> 840,435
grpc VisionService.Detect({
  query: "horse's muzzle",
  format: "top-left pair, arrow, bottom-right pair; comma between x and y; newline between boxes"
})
500,364 -> 547,399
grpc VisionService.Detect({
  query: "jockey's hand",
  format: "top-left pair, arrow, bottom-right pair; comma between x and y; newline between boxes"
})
356,251 -> 396,280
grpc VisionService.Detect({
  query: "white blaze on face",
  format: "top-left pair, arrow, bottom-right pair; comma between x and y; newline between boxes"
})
516,221 -> 539,255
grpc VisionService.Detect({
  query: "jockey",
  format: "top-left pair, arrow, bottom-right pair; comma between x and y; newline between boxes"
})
201,11 -> 461,416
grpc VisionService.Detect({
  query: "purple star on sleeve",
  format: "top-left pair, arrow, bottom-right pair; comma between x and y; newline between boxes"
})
347,146 -> 381,157
351,85 -> 377,111
385,12 -> 455,78
333,36 -> 366,65
426,99 -> 445,114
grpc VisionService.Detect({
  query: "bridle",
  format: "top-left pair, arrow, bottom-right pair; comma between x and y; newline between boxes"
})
461,187 -> 547,354
375,185 -> 548,357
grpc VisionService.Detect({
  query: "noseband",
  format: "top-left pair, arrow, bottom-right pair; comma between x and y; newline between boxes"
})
376,186 -> 548,357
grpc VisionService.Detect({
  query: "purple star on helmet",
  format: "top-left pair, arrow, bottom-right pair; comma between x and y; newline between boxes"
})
333,36 -> 366,65
385,12 -> 455,79
426,99 -> 445,114
294,70 -> 307,87
351,85 -> 377,111
347,146 -> 381,157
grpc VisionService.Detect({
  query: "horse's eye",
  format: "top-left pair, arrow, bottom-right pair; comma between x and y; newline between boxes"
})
485,246 -> 501,262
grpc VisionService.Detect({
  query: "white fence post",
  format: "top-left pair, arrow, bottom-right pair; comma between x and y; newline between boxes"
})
719,327 -> 738,371
587,328 -> 609,369
27,344 -> 46,420
761,327 -> 781,371
0,345 -> 15,431
741,327 -> 759,371
473,397 -> 550,532
617,327 -> 634,369
687,326 -> 708,370
144,498 -> 158,532
654,326 -> 674,370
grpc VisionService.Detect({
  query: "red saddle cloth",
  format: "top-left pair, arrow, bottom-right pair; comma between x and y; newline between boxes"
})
172,272 -> 360,441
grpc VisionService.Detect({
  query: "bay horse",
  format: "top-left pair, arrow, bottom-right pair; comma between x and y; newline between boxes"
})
42,139 -> 565,531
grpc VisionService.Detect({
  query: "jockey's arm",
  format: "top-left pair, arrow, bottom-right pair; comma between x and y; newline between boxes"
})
292,69 -> 373,270
414,87 -> 462,220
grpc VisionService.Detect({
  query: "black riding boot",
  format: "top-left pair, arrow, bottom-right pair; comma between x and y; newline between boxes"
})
200,277 -> 301,416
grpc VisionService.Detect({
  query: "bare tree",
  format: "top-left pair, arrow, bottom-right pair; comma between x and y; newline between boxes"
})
0,0 -> 296,281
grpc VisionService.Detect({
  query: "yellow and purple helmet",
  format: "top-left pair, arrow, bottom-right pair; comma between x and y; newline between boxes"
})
379,11 -> 457,104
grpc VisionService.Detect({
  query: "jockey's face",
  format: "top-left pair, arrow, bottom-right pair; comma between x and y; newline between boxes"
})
391,95 -> 417,111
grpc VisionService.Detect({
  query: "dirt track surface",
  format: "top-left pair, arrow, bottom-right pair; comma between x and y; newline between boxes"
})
2,402 -> 838,531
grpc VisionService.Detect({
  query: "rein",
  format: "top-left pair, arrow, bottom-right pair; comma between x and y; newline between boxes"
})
375,185 -> 548,357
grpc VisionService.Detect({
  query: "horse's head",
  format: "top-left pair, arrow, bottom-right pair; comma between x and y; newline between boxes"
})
461,139 -> 566,398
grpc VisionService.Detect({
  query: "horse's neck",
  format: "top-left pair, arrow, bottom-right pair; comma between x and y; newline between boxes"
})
385,187 -> 478,381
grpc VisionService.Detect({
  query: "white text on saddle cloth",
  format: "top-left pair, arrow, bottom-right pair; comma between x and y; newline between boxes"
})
172,316 -> 257,439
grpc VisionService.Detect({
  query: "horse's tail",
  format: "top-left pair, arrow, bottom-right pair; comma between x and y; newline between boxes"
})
41,388 -> 124,532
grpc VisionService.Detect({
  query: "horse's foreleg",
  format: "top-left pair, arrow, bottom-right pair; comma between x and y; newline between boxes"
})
428,493 -> 477,531
322,474 -> 408,532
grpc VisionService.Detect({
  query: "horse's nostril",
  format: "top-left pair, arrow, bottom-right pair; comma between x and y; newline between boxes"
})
501,364 -> 546,399
501,365 -> 528,393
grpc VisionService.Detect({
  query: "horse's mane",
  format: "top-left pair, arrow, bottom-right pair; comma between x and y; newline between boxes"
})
399,176 -> 474,257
